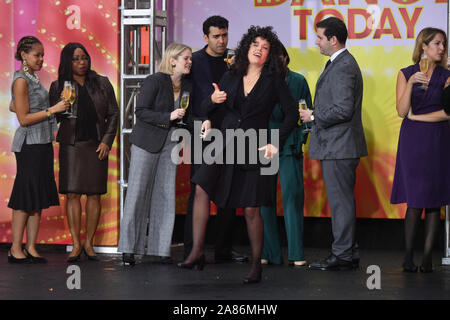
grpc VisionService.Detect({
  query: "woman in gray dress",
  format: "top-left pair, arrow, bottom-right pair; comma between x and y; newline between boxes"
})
8,36 -> 69,263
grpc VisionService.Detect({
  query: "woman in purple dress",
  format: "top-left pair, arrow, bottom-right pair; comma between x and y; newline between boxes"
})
392,27 -> 450,273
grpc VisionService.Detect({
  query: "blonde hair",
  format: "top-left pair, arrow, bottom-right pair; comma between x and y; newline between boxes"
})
158,43 -> 192,75
412,27 -> 448,68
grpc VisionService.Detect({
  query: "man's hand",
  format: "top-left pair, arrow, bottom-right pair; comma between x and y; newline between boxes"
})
299,109 -> 314,123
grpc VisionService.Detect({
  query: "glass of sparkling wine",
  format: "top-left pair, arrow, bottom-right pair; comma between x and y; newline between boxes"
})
226,49 -> 235,68
419,53 -> 429,90
67,82 -> 77,118
61,81 -> 73,116
178,91 -> 189,125
299,99 -> 311,132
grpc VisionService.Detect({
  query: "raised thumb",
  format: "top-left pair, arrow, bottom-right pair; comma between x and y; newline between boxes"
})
212,83 -> 220,92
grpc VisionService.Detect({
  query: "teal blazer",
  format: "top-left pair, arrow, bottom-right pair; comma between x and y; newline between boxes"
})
269,70 -> 313,156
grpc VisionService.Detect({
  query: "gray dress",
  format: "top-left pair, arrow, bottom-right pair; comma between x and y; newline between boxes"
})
8,71 -> 59,212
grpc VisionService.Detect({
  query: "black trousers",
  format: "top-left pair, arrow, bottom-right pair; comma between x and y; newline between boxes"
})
183,161 -> 236,258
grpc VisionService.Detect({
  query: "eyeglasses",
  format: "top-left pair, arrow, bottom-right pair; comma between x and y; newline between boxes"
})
72,56 -> 89,62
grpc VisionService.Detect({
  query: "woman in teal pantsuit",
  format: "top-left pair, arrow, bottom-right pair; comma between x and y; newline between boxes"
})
260,44 -> 312,266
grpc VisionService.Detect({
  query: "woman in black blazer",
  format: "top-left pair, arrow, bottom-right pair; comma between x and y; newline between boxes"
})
118,43 -> 196,265
178,26 -> 298,283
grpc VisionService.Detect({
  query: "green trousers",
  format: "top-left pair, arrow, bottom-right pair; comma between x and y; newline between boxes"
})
261,154 -> 305,263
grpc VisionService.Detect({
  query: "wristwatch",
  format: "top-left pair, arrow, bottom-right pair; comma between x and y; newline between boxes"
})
310,111 -> 315,122
45,108 -> 51,118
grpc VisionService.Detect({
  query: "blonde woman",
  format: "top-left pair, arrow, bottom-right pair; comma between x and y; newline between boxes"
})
118,43 -> 198,265
391,27 -> 450,273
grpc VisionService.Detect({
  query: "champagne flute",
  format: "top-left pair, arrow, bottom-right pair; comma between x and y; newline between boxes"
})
226,49 -> 235,69
67,82 -> 77,118
177,91 -> 189,125
419,53 -> 429,90
298,99 -> 311,133
61,81 -> 73,116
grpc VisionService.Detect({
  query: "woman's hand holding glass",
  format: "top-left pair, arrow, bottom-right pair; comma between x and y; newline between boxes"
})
170,108 -> 186,121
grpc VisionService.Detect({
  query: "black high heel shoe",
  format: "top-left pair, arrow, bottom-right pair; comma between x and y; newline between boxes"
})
7,250 -> 30,264
243,266 -> 262,284
419,264 -> 433,273
23,248 -> 47,263
67,248 -> 82,263
83,248 -> 99,261
177,255 -> 205,270
402,260 -> 418,273
123,253 -> 135,266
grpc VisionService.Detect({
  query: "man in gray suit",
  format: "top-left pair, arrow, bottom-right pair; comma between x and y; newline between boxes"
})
300,17 -> 367,271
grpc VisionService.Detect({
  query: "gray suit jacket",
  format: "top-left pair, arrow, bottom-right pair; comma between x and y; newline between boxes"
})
309,50 -> 368,160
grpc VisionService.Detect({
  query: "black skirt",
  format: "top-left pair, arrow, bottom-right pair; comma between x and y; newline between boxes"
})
191,163 -> 273,209
8,143 -> 59,212
59,140 -> 108,195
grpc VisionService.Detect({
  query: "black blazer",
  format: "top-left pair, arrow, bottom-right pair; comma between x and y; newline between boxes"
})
202,67 -> 298,167
130,72 -> 193,153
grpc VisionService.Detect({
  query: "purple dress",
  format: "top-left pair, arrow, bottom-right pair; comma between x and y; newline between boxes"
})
391,64 -> 450,208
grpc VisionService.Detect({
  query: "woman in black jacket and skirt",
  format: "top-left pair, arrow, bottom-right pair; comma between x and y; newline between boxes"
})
178,26 -> 298,283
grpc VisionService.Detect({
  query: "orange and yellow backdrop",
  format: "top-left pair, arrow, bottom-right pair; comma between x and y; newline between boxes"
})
0,0 -> 447,246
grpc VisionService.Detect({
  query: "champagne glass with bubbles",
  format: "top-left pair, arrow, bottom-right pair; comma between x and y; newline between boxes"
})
419,53 -> 429,90
178,91 -> 189,125
67,82 -> 77,118
298,99 -> 311,133
61,81 -> 73,116
226,49 -> 235,69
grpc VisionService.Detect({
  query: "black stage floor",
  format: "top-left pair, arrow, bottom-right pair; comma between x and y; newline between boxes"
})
1,244 -> 449,301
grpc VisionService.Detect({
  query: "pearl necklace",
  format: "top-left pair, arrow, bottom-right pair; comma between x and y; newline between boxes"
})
24,70 -> 40,85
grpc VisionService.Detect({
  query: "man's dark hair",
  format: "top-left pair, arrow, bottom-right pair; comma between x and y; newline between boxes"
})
203,15 -> 229,36
316,17 -> 348,45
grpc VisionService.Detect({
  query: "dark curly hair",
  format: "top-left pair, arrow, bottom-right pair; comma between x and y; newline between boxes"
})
233,26 -> 284,77
56,42 -> 99,92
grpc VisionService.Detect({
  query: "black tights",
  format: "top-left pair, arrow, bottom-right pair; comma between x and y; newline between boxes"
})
404,207 -> 441,267
187,185 -> 263,278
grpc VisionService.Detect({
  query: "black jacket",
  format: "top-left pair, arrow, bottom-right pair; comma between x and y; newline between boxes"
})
130,72 -> 193,153
190,46 -> 227,120
49,74 -> 119,149
202,67 -> 298,168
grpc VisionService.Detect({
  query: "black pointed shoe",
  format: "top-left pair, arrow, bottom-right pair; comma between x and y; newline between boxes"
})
23,248 -> 47,263
177,255 -> 205,270
7,250 -> 30,264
